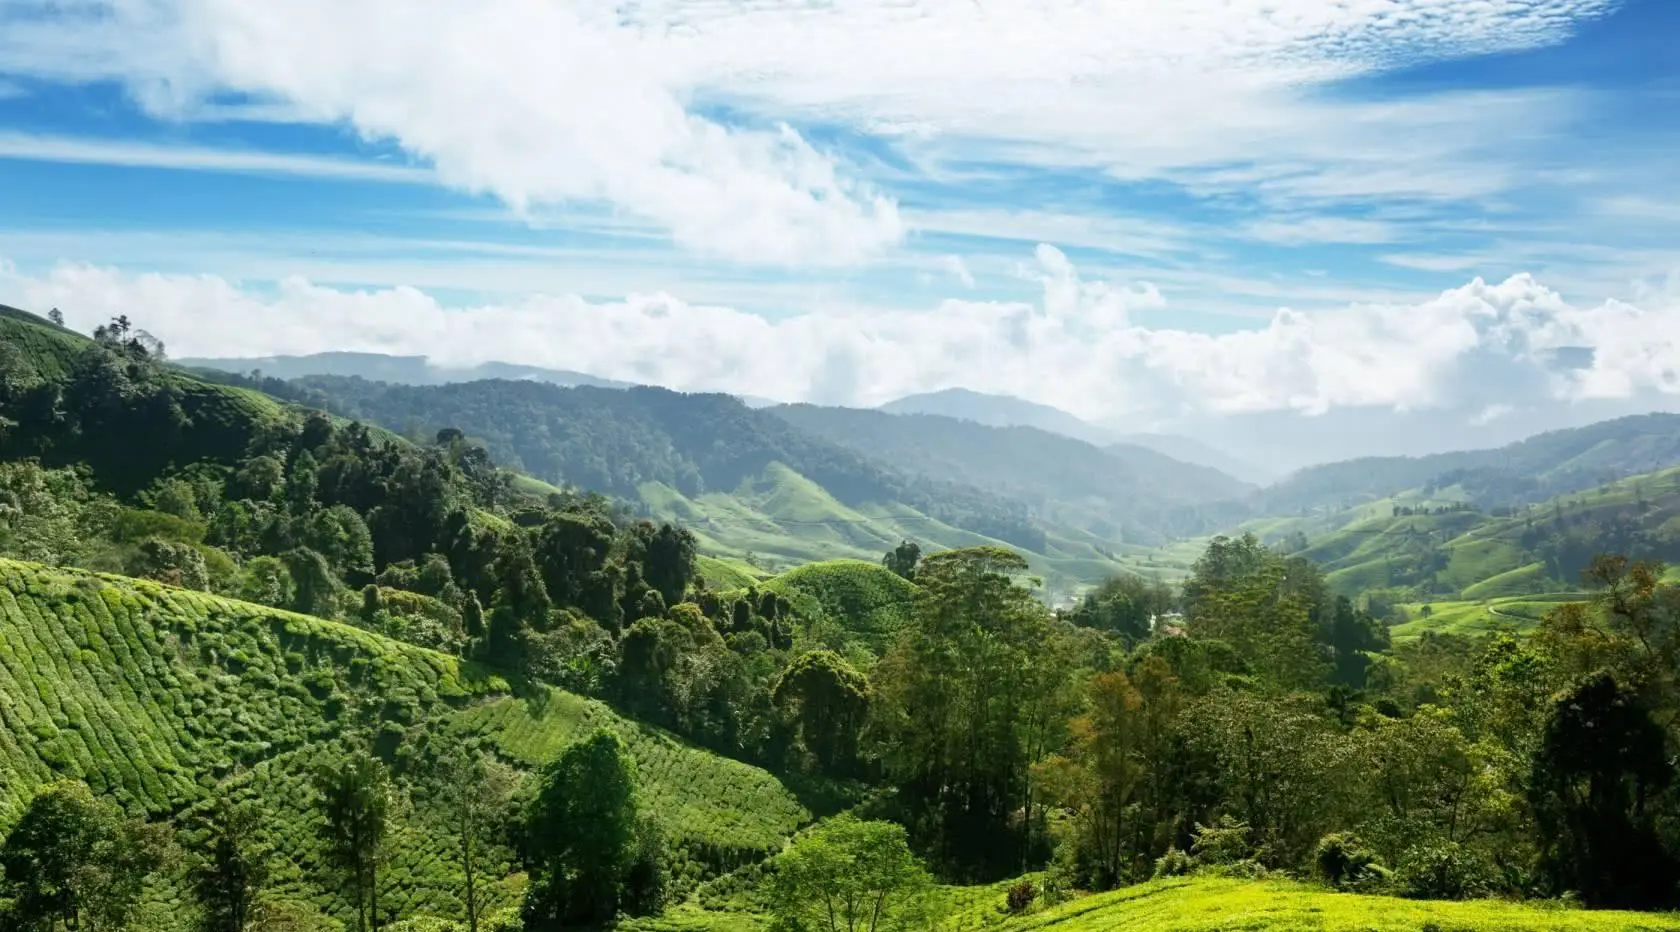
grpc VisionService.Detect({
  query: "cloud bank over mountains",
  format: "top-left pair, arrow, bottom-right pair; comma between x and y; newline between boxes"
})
13,245 -> 1678,430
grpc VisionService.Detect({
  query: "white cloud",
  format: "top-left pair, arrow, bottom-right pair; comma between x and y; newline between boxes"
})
12,245 -> 1680,422
0,0 -> 1615,263
938,255 -> 975,289
0,132 -> 432,183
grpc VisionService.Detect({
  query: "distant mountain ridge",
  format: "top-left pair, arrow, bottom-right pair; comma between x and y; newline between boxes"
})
879,387 -> 1273,482
1260,412 -> 1680,517
772,403 -> 1252,544
179,350 -> 634,389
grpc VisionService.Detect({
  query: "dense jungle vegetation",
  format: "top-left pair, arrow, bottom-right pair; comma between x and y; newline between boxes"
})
6,305 -> 1680,931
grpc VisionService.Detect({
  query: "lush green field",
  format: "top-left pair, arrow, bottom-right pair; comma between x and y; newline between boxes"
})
447,691 -> 809,860
624,875 -> 1680,932
694,554 -> 765,589
1389,593 -> 1587,640
750,559 -> 918,654
638,462 -> 1137,591
0,557 -> 812,924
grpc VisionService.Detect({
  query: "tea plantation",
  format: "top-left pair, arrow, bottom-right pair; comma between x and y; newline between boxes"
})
0,558 -> 812,923
621,875 -> 1680,932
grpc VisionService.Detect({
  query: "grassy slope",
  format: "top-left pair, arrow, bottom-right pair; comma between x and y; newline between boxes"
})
640,462 -> 1137,593
753,559 -> 917,653
0,558 -> 809,922
625,875 -> 1680,932
1279,466 -> 1680,600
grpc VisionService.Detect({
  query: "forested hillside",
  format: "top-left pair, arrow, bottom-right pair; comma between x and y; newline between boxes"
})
770,404 -> 1251,543
1259,412 -> 1680,516
14,302 -> 1680,932
1261,465 -> 1680,602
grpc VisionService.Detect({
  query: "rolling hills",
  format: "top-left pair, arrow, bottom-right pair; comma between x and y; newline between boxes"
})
770,403 -> 1252,541
1277,465 -> 1680,602
1258,412 -> 1680,518
179,350 -> 634,390
0,557 -> 813,924
275,375 -> 1186,590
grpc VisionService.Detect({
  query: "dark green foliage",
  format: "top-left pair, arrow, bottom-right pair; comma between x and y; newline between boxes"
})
521,730 -> 656,927
772,650 -> 870,773
1066,572 -> 1174,647
0,779 -> 172,930
1313,833 -> 1384,889
882,540 -> 920,581
1395,842 -> 1494,901
191,798 -> 271,932
315,751 -> 397,931
1530,672 -> 1679,908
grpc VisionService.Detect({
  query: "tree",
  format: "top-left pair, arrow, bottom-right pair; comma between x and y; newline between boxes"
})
315,752 -> 396,932
883,540 -> 921,581
0,780 -> 172,931
870,547 -> 1067,876
48,307 -> 65,326
773,650 -> 871,773
438,745 -> 518,932
768,815 -> 937,932
521,730 -> 651,927
1066,573 -> 1173,647
193,797 -> 272,932
1530,671 -> 1678,908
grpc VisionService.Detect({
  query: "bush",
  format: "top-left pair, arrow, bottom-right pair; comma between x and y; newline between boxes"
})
1397,842 -> 1494,901
1190,815 -> 1252,866
1006,879 -> 1038,913
1313,832 -> 1387,889
1153,846 -> 1196,879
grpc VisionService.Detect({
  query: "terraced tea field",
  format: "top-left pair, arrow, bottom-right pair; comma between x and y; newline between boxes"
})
0,558 -> 812,924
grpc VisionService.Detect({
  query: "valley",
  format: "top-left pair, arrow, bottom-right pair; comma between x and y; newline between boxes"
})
7,303 -> 1680,931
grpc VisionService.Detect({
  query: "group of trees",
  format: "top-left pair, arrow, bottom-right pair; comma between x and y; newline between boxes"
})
848,534 -> 1680,911
0,730 -> 664,931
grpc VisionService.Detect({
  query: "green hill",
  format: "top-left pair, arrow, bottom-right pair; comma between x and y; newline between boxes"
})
1258,412 -> 1680,518
640,462 -> 1138,597
628,874 -> 1680,932
0,558 -> 811,923
771,403 -> 1251,544
1271,465 -> 1680,601
751,559 -> 917,654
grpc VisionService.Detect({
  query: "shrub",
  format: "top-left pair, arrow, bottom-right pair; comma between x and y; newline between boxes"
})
1006,879 -> 1038,914
1314,832 -> 1386,889
1190,816 -> 1251,866
1397,842 -> 1494,900
1153,846 -> 1196,879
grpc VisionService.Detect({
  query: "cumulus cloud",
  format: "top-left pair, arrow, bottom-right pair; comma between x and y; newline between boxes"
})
0,0 -> 1615,261
11,246 -> 1680,424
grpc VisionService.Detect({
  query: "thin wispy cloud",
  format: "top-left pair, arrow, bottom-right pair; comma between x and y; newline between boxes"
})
0,132 -> 432,183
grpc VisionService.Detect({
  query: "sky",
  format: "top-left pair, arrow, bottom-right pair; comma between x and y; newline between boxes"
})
1,0 -> 1679,444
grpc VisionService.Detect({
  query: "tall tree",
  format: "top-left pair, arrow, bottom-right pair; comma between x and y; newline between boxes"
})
882,540 -> 921,581
0,780 -> 172,931
769,815 -> 937,932
773,650 -> 871,773
438,745 -> 518,932
193,797 -> 272,932
315,752 -> 396,932
521,730 -> 646,927
871,547 -> 1065,876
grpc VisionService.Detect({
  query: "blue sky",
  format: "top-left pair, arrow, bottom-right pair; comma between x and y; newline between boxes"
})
0,0 -> 1677,430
